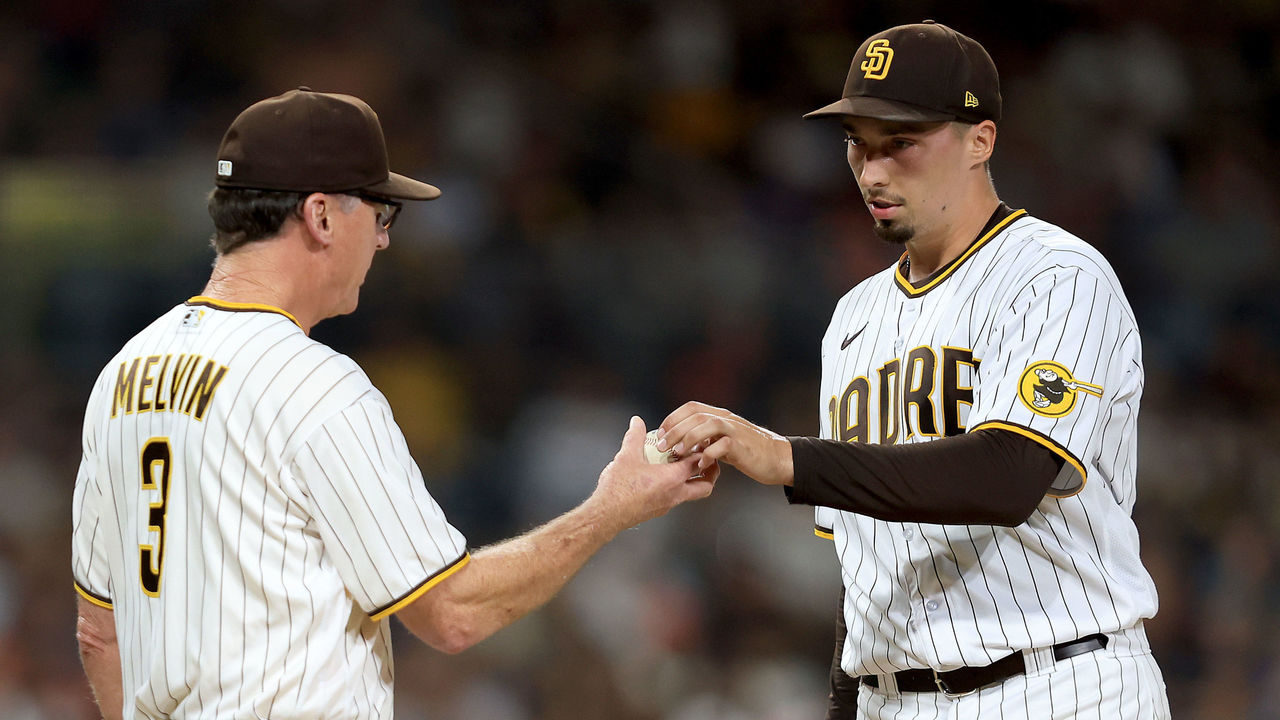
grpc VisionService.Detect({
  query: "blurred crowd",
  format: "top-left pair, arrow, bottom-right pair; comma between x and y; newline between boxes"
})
0,1 -> 1277,718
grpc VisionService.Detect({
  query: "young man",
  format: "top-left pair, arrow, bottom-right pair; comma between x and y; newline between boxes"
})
72,88 -> 716,720
659,22 -> 1169,719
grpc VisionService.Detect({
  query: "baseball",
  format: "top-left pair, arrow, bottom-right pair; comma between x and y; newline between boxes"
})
643,430 -> 676,464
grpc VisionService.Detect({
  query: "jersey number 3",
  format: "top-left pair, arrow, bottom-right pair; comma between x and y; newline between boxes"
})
140,438 -> 172,597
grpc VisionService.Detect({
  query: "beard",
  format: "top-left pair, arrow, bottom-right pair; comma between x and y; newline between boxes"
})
872,219 -> 915,245
864,190 -> 913,245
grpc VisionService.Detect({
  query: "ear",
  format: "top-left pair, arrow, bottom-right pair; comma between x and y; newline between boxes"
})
300,193 -> 336,249
968,120 -> 997,167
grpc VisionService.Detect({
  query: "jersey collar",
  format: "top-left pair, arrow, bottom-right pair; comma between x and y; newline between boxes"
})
186,296 -> 301,328
893,204 -> 1025,298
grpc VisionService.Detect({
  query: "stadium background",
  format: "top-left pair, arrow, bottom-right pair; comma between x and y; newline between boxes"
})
1,1 -> 1277,718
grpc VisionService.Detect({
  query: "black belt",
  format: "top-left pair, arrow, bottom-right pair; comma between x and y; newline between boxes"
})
860,634 -> 1108,695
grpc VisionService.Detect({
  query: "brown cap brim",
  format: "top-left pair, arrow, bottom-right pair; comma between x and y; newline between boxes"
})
364,171 -> 442,201
803,96 -> 955,123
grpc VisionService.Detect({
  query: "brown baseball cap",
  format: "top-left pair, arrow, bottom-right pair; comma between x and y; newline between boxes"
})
215,87 -> 441,200
805,21 -> 1000,124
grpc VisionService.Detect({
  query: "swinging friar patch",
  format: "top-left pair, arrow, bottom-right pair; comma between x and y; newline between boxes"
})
1018,361 -> 1103,418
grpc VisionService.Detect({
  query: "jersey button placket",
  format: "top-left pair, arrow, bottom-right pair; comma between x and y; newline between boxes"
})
897,299 -> 920,353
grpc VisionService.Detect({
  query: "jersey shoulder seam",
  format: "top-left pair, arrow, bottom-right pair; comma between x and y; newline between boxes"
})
1003,216 -> 1115,276
278,381 -> 387,473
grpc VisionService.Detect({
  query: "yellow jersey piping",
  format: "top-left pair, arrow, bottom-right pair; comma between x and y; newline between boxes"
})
186,296 -> 301,328
970,420 -> 1087,498
369,551 -> 470,621
75,581 -> 114,610
894,209 -> 1027,297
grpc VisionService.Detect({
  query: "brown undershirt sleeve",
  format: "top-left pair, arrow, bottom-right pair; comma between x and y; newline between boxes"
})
786,428 -> 1062,526
827,586 -> 858,719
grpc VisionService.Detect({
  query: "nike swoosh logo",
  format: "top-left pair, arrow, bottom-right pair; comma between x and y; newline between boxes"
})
841,325 -> 866,350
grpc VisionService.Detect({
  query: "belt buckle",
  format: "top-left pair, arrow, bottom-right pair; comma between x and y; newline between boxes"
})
932,670 -> 976,698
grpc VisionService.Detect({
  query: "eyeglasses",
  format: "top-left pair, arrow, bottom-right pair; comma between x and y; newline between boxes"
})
354,192 -> 403,231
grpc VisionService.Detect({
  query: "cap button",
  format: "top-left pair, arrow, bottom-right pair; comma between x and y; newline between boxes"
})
297,85 -> 313,92
922,19 -> 936,24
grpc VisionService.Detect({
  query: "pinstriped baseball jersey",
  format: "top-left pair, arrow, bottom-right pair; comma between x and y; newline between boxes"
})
72,296 -> 468,719
814,209 -> 1158,677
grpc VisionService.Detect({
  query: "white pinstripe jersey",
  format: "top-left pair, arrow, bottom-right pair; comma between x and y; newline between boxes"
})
72,297 -> 469,719
814,209 -> 1159,677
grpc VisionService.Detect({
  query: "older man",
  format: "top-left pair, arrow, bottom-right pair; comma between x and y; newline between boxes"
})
72,88 -> 715,720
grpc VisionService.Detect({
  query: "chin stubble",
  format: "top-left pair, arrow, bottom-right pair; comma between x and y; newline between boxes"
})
873,221 -> 914,245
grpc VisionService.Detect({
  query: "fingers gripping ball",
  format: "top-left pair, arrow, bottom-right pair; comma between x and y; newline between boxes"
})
644,430 -> 676,464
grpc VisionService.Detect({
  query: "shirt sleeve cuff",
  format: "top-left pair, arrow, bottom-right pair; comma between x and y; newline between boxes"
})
784,437 -> 821,506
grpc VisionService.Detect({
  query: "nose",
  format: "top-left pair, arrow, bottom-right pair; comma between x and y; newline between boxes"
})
857,154 -> 891,189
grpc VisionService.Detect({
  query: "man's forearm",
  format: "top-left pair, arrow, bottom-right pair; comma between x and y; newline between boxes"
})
397,417 -> 715,653
421,497 -> 623,651
77,598 -> 123,720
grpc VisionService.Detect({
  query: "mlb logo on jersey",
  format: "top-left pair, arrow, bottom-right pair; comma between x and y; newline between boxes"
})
180,308 -> 205,330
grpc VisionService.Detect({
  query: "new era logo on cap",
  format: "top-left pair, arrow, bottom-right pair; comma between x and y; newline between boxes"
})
217,160 -> 233,177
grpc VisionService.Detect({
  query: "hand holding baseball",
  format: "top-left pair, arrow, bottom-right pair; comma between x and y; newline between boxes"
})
591,417 -> 718,531
658,401 -> 794,486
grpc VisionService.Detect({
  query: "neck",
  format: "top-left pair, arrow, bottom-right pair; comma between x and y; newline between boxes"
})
201,239 -> 322,334
904,191 -> 1001,282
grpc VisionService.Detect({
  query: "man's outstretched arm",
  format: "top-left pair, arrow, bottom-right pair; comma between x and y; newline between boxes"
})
395,416 -> 717,653
659,401 -> 1060,526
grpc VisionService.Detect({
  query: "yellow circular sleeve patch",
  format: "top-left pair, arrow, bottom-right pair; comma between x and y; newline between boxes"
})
1017,361 -> 1102,418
